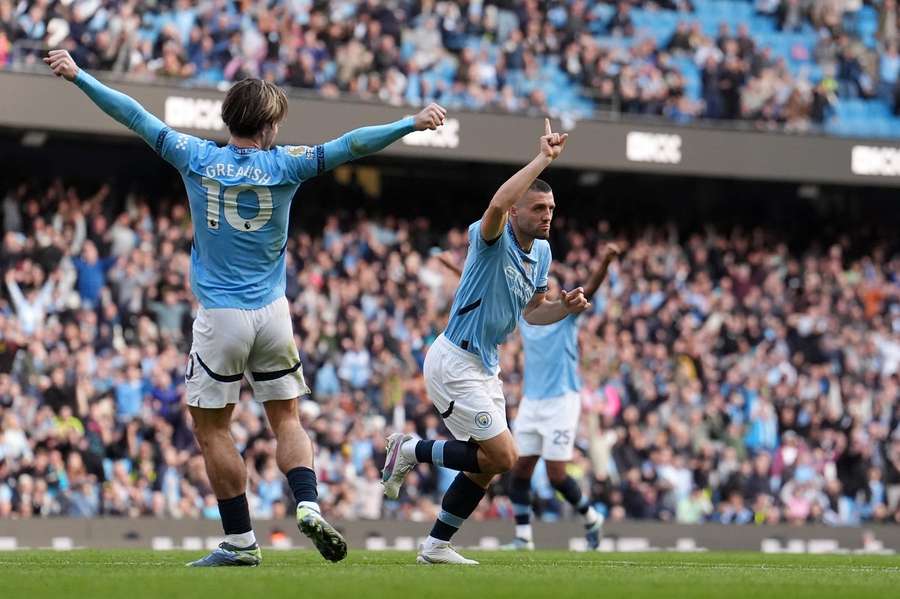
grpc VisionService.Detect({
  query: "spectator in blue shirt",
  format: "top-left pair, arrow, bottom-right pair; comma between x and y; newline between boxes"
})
115,366 -> 144,422
72,240 -> 117,308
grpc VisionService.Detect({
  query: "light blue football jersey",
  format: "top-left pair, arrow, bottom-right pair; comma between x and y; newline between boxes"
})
519,314 -> 581,399
158,131 -> 323,309
72,69 -> 414,311
444,220 -> 552,373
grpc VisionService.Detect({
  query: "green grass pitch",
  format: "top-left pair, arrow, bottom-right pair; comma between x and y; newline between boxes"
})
3,550 -> 899,599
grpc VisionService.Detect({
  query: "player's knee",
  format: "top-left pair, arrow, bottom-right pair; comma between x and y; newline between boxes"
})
546,464 -> 568,484
263,398 -> 301,432
548,471 -> 567,485
493,446 -> 518,473
192,425 -> 216,453
190,417 -> 226,450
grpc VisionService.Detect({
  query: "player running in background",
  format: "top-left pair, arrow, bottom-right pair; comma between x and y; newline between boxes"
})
505,243 -> 620,551
436,241 -> 620,551
381,119 -> 591,565
45,49 -> 447,567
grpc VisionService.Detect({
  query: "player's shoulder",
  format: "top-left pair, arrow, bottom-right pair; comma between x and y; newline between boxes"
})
161,129 -> 216,159
534,238 -> 551,251
277,144 -> 322,162
274,144 -> 324,181
166,129 -> 213,148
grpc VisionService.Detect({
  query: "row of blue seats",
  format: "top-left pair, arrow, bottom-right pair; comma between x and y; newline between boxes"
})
398,2 -> 900,137
835,98 -> 894,119
825,117 -> 900,138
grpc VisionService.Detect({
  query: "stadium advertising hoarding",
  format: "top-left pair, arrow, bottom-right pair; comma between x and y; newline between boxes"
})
1,519 -> 898,553
2,70 -> 900,186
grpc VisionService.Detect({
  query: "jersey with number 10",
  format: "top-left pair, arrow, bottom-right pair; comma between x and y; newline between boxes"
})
158,130 -> 324,310
70,69 -> 414,310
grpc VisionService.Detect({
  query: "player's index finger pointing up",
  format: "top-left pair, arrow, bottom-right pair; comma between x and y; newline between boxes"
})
544,118 -> 552,136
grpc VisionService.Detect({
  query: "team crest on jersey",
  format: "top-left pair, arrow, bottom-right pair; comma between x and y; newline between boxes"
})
286,145 -> 314,159
523,261 -> 533,277
475,411 -> 493,429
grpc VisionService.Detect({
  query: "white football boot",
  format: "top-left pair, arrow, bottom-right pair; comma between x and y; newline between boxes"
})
416,540 -> 479,565
382,433 -> 417,499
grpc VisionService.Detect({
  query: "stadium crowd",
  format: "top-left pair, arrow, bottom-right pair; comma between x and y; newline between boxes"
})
1,175 -> 900,529
4,0 -> 900,128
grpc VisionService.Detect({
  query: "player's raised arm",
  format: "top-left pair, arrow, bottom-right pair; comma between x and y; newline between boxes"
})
317,103 -> 447,172
582,242 -> 621,299
480,119 -> 567,243
44,50 -> 168,152
435,250 -> 463,278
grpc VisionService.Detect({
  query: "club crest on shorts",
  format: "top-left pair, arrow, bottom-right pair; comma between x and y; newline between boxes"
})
475,411 -> 493,429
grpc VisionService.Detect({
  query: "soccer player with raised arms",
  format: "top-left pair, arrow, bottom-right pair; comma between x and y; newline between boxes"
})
505,242 -> 620,551
44,49 -> 447,567
436,244 -> 620,551
381,119 -> 591,565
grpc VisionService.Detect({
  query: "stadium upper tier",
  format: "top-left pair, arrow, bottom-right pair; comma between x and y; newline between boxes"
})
2,0 -> 899,138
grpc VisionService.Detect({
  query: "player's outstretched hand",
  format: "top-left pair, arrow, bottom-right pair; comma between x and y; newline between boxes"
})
562,287 -> 591,314
413,103 -> 447,131
540,118 -> 568,161
43,50 -> 80,82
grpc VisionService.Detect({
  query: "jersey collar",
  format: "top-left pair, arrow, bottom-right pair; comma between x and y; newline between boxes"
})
229,145 -> 260,155
507,221 -> 537,263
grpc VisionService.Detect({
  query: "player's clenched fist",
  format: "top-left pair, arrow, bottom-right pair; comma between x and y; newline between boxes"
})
43,49 -> 80,82
540,118 -> 568,161
603,242 -> 621,261
413,103 -> 447,131
562,286 -> 591,314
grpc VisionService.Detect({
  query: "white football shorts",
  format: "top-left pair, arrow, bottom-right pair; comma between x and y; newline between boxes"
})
423,334 -> 508,442
185,296 -> 310,409
514,391 -> 581,461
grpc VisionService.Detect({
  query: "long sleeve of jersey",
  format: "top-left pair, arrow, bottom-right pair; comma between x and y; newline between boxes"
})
321,117 -> 416,171
74,70 -> 168,153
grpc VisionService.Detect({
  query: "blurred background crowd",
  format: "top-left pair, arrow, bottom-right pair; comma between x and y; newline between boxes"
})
5,0 -> 900,134
2,173 -> 900,529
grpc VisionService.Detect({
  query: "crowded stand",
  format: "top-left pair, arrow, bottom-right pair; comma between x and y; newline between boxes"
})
1,174 -> 900,527
2,0 -> 900,135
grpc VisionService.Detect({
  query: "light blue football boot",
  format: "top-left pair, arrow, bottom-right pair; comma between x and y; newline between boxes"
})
186,542 -> 262,567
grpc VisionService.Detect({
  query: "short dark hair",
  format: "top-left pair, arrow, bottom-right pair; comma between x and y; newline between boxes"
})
221,79 -> 288,138
529,178 -> 552,194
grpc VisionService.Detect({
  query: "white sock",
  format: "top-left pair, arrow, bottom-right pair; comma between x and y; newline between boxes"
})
400,439 -> 419,462
225,530 -> 256,548
584,506 -> 599,526
298,500 -> 321,514
515,524 -> 533,541
424,535 -> 447,549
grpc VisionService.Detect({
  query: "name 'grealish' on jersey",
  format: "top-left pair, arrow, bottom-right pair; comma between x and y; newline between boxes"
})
70,68 -> 416,311
158,133 -> 328,310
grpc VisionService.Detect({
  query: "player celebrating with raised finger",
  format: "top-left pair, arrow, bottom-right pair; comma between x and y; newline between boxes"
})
381,119 -> 591,565
435,244 -> 622,551
44,48 -> 447,567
